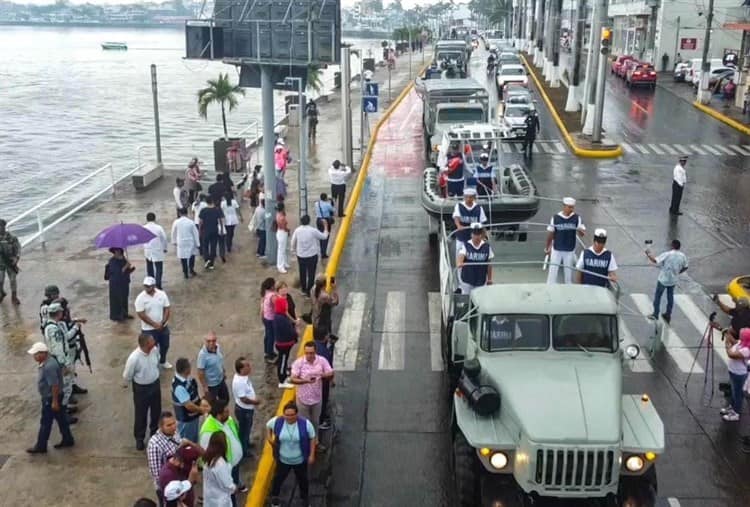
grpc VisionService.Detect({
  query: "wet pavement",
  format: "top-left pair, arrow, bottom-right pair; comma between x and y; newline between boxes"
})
0,48 -> 422,506
325,47 -> 750,506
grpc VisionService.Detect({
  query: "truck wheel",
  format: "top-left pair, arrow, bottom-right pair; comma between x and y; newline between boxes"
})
453,432 -> 479,507
619,466 -> 657,507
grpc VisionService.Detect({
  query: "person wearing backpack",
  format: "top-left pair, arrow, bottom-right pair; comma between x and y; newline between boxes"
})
266,401 -> 317,507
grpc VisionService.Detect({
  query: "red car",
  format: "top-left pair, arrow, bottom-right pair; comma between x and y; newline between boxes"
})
611,55 -> 634,77
618,58 -> 640,79
626,63 -> 657,88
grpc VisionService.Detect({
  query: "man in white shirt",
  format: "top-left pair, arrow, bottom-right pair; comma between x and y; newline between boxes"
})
291,215 -> 329,297
122,333 -> 161,450
328,159 -> 352,218
143,212 -> 168,289
171,207 -> 200,279
232,357 -> 260,459
173,178 -> 187,217
669,155 -> 687,216
135,276 -> 173,369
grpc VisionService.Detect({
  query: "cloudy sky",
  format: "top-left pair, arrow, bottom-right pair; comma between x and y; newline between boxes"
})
14,0 -> 432,7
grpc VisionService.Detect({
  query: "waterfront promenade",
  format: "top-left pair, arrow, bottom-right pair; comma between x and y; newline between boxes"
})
0,50 -> 425,506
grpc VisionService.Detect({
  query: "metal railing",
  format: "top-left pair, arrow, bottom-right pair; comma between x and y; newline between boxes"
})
8,161 -> 145,248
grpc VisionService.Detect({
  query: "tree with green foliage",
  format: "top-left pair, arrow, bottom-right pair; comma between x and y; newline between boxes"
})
197,73 -> 245,139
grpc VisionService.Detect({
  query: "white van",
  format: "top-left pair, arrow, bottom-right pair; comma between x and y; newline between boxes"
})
688,58 -> 725,85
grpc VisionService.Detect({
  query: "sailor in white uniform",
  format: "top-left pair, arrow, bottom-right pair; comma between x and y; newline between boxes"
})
545,197 -> 585,284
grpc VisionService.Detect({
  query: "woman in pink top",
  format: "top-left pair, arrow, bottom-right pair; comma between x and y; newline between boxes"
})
274,203 -> 290,273
260,277 -> 277,363
185,158 -> 203,205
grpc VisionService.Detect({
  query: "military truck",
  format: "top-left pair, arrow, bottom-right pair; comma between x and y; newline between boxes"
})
438,221 -> 664,507
414,78 -> 490,164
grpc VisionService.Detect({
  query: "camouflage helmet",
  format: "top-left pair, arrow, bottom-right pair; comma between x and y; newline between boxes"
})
44,285 -> 60,297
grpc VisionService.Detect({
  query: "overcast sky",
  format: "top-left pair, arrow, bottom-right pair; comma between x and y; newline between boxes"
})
13,0 -> 432,8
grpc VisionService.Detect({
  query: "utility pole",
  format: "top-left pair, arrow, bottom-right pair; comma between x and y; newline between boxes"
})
341,46 -> 353,168
697,0 -> 715,104
646,0 -> 659,63
260,67 -> 277,264
673,15 -> 681,63
150,64 -> 162,165
565,0 -> 586,111
592,26 -> 612,143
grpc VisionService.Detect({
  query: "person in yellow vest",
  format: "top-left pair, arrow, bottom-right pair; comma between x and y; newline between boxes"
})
199,399 -> 246,502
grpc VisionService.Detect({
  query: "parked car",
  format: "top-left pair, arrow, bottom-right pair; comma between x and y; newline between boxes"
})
611,55 -> 634,77
626,63 -> 657,88
619,58 -> 640,79
693,66 -> 736,89
687,58 -> 723,85
674,61 -> 691,82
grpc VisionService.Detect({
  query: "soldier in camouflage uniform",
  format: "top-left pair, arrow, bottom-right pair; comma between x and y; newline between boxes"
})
43,302 -> 82,424
0,219 -> 21,305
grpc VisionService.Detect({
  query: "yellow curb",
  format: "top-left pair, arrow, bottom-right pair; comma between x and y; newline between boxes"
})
246,62 -> 429,507
520,54 -> 623,159
693,100 -> 750,136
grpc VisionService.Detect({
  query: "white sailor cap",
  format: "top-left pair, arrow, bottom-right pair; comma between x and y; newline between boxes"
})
479,152 -> 490,160
562,197 -> 576,206
470,222 -> 484,231
463,187 -> 477,196
594,228 -> 607,238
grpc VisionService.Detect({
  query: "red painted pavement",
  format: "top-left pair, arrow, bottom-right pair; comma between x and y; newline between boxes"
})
369,89 -> 425,179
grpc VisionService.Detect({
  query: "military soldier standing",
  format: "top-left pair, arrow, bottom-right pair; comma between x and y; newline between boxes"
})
522,110 -> 540,159
0,219 -> 21,305
43,302 -> 83,423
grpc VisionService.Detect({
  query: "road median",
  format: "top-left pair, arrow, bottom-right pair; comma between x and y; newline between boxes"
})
520,53 -> 622,159
693,100 -> 750,136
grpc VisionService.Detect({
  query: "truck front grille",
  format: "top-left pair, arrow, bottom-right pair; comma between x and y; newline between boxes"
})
534,448 -> 616,491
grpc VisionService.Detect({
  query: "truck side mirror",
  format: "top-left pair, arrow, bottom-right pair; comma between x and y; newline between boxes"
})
452,320 -> 470,363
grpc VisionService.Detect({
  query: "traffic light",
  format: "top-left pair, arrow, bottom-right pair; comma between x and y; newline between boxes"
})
601,27 -> 612,55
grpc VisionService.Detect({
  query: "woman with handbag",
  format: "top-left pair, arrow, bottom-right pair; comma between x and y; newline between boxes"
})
721,327 -> 750,422
273,288 -> 299,388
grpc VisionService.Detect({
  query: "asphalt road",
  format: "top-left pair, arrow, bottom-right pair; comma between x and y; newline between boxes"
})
327,46 -> 750,507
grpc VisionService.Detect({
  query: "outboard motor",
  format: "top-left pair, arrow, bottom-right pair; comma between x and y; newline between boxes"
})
457,358 -> 500,416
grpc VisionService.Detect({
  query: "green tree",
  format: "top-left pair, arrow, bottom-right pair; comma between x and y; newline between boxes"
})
306,64 -> 324,93
197,72 -> 245,139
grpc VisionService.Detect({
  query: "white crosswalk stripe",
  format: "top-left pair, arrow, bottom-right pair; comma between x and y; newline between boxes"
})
674,295 -> 729,367
635,144 -> 650,154
630,293 -> 703,373
619,317 -> 655,372
688,144 -> 707,155
648,144 -> 664,155
622,142 -> 636,154
660,144 -> 678,155
378,291 -> 406,370
554,142 -> 566,153
715,145 -> 736,155
624,143 -> 750,157
428,292 -> 444,371
334,292 -> 367,371
729,145 -> 750,155
702,144 -> 722,155
540,142 -> 554,153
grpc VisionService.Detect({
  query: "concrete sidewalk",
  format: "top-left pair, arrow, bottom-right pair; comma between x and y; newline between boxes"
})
0,47 -> 425,507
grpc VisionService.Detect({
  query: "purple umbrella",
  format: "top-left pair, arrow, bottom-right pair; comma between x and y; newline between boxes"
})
95,223 -> 155,250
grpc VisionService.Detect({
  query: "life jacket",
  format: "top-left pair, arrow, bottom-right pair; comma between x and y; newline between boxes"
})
172,376 -> 201,422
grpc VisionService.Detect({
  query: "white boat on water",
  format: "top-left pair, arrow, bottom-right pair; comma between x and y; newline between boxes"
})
101,42 -> 127,50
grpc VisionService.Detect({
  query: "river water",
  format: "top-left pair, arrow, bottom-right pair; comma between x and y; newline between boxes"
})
0,26 -> 383,228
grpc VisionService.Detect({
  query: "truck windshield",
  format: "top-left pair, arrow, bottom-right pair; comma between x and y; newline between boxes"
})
500,68 -> 525,76
552,314 -> 618,352
482,314 -> 550,351
438,51 -> 462,60
504,106 -> 530,118
438,108 -> 485,123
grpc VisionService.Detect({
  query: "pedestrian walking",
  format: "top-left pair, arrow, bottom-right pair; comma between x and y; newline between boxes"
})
173,178 -> 188,217
158,445 -> 201,507
545,197 -> 585,284
199,196 -> 225,270
669,155 -> 688,216
208,174 -> 228,205
171,208 -> 201,279
328,160 -> 352,218
147,411 -> 185,502
172,358 -> 206,444
311,275 -> 338,430
522,110 -> 540,159
260,277 -> 277,363
314,193 -> 335,258
721,327 -> 750,422
290,341 -> 334,434
42,302 -> 81,423
646,239 -> 688,323
0,218 -> 21,305
576,229 -> 618,287
250,196 -> 266,258
266,401 -> 316,507
274,287 -> 299,387
104,247 -> 135,321
457,223 -> 495,294
452,187 -> 488,256
123,333 -> 162,450
144,212 -> 169,289
197,332 -> 229,402
274,203 -> 290,273
202,431 -> 236,507
232,357 -> 260,459
185,158 -> 203,206
305,100 -> 319,142
199,399 -> 245,501
135,276 -> 172,369
26,342 -> 75,454
221,194 -> 242,254
291,215 -> 329,297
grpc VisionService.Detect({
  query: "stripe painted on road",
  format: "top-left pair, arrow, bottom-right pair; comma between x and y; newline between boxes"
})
715,145 -> 736,155
621,142 -> 636,154
674,295 -> 729,367
702,144 -> 722,155
648,144 -> 664,155
635,144 -> 650,154
672,144 -> 690,155
378,291 -> 405,370
630,293 -> 703,373
334,292 -> 367,371
667,498 -> 681,507
729,145 -> 750,155
619,317 -> 655,373
540,142 -> 554,153
531,143 -> 540,153
554,142 -> 566,153
428,292 -> 444,371
660,144 -> 678,155
688,144 -> 707,155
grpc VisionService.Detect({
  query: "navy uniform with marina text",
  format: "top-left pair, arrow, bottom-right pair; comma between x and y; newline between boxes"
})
576,229 -> 618,287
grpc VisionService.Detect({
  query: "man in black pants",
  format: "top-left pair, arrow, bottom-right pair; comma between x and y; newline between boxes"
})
291,215 -> 329,296
669,155 -> 687,215
198,196 -> 225,270
328,160 -> 352,218
123,333 -> 162,450
522,110 -> 540,159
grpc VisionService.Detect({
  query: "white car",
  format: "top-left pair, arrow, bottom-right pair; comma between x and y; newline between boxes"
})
501,103 -> 534,139
496,64 -> 528,92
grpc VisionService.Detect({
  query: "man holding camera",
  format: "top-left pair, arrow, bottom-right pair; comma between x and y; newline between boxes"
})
713,295 -> 750,342
646,239 -> 688,324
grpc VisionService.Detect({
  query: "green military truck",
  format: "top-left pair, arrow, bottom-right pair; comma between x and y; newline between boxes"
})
438,221 -> 664,506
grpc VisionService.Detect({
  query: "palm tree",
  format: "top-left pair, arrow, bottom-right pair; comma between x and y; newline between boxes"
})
197,72 -> 245,139
306,64 -> 324,93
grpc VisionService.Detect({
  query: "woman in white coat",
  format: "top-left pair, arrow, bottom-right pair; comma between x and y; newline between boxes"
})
202,431 -> 236,507
171,207 -> 201,279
